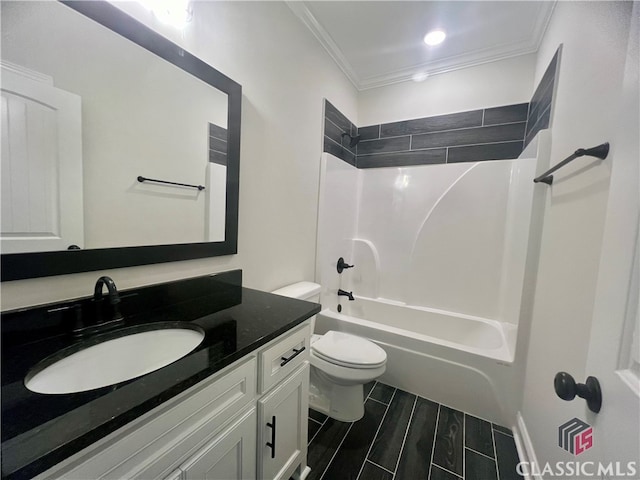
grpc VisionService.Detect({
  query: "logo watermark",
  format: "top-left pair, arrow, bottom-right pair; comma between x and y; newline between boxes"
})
514,418 -> 638,477
516,461 -> 638,477
558,418 -> 593,456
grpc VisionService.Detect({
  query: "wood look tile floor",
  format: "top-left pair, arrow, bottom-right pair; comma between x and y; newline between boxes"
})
306,382 -> 523,480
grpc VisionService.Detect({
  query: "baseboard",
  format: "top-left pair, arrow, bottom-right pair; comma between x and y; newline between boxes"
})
299,466 -> 312,480
513,412 -> 542,480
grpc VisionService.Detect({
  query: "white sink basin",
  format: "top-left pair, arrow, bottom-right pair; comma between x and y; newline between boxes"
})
25,326 -> 205,394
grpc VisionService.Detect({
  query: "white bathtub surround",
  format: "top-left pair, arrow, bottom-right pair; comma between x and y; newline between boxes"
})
315,154 -> 359,313
352,157 -> 536,323
316,146 -> 546,425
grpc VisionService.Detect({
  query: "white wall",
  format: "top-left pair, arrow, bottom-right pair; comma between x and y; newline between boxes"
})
358,53 -> 536,126
516,0 -> 635,468
1,1 -> 358,310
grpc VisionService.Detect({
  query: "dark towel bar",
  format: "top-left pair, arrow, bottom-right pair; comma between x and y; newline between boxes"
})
533,142 -> 609,185
137,175 -> 205,191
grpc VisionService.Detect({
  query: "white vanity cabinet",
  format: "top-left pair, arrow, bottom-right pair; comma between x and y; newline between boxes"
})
168,406 -> 257,480
256,323 -> 311,480
35,321 -> 312,480
258,365 -> 309,480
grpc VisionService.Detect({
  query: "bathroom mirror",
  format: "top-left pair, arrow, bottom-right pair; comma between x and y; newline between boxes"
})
0,1 -> 241,281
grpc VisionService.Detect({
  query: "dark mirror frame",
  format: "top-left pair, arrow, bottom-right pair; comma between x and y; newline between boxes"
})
1,0 -> 241,282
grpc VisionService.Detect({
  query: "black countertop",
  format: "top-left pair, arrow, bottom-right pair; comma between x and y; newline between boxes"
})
1,270 -> 320,479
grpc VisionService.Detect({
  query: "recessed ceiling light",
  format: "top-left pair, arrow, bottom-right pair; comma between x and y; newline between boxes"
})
424,29 -> 446,46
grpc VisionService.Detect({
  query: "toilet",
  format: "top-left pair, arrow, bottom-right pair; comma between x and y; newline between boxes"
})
271,282 -> 387,422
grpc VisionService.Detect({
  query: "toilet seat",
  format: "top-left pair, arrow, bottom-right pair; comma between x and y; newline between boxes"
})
311,331 -> 386,369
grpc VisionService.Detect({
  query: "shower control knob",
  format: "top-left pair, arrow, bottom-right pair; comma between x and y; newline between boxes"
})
554,372 -> 602,413
337,257 -> 354,274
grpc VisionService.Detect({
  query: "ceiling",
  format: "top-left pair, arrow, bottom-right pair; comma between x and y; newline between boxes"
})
287,1 -> 556,91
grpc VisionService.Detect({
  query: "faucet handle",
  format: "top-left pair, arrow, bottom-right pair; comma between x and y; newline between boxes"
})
337,257 -> 354,274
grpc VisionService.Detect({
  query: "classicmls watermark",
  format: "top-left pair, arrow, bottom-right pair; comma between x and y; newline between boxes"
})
515,418 -> 638,477
515,461 -> 639,477
558,418 -> 593,456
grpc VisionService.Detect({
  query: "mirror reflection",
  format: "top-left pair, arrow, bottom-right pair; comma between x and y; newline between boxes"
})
1,1 -> 229,254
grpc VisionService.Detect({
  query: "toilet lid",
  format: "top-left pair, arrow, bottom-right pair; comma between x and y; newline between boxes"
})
311,331 -> 386,368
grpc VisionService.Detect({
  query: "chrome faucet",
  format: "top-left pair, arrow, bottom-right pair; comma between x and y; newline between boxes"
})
337,289 -> 355,301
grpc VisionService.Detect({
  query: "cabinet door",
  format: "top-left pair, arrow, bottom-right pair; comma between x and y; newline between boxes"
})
258,364 -> 309,480
181,407 -> 256,480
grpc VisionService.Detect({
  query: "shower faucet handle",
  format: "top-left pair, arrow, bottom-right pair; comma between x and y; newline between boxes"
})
337,257 -> 354,274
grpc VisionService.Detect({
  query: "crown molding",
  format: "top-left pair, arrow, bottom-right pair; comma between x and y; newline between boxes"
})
285,1 -> 360,89
288,0 -> 556,92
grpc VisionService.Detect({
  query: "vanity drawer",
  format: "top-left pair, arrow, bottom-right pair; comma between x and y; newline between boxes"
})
259,323 -> 311,394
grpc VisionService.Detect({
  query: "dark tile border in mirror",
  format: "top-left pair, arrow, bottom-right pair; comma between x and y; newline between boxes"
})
209,123 -> 228,166
1,1 -> 242,282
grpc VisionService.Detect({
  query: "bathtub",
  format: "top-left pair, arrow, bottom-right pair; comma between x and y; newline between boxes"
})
314,296 -> 518,425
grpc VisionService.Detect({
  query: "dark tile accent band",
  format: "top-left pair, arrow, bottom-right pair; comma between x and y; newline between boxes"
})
357,125 -> 380,141
357,136 -> 411,155
525,46 -> 560,148
324,136 -> 356,166
484,103 -> 529,126
323,100 -> 529,170
358,149 -> 447,169
412,123 -> 526,150
380,110 -> 483,137
325,99 -> 354,134
447,141 -> 524,163
322,100 -> 357,165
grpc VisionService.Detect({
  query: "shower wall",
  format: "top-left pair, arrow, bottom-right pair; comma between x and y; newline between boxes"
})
317,153 -> 536,325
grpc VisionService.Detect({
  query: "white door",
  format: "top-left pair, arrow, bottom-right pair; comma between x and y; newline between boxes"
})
584,4 -> 640,473
1,62 -> 83,253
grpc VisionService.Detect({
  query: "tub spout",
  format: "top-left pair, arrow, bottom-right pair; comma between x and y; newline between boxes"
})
338,289 -> 355,301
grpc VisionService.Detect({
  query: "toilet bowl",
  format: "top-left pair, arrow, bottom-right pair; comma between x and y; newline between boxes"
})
271,282 -> 387,422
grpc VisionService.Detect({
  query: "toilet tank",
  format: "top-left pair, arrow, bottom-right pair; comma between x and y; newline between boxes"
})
271,282 -> 321,303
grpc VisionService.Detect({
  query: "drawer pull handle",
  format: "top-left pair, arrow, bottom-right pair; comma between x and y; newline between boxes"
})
266,415 -> 276,459
280,346 -> 305,367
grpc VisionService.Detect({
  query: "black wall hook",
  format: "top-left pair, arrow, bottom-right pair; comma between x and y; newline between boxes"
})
554,372 -> 602,413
